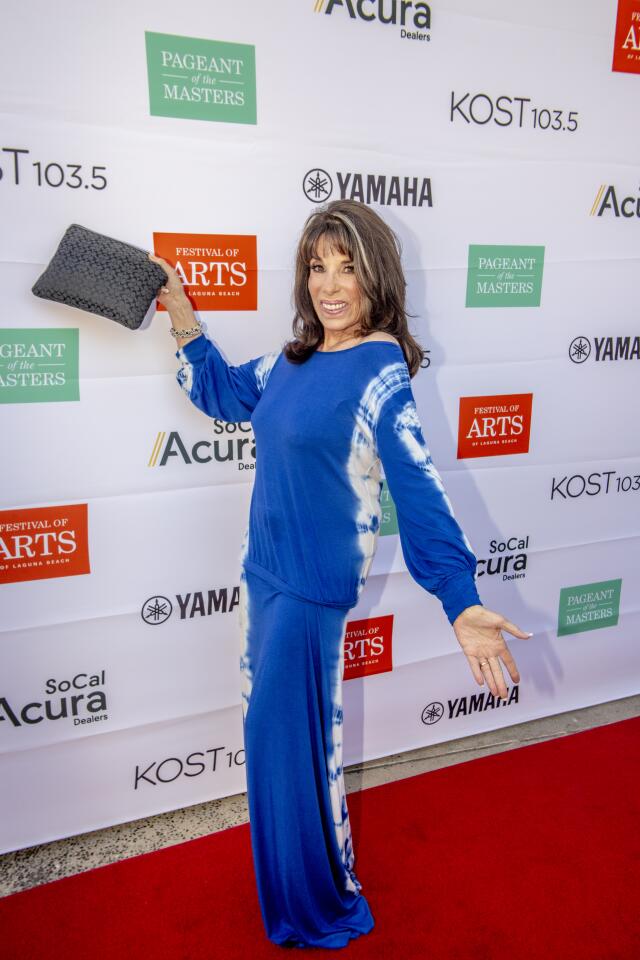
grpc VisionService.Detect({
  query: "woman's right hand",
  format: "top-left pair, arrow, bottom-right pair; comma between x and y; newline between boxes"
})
148,252 -> 201,346
148,252 -> 189,311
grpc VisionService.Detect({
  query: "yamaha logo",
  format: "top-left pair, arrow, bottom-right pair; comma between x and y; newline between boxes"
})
303,168 -> 333,203
302,167 -> 433,208
568,335 -> 640,363
569,336 -> 591,363
421,701 -> 444,724
141,595 -> 173,624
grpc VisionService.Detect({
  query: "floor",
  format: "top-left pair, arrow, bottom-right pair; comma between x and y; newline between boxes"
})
2,692 -> 638,898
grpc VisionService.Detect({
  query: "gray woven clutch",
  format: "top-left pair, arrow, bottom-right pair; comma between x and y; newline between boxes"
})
31,223 -> 168,330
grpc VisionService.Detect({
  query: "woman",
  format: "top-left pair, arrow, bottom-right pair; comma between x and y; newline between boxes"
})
149,199 -> 531,949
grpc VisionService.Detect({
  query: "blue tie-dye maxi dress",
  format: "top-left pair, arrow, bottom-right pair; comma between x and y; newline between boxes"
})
175,333 -> 482,949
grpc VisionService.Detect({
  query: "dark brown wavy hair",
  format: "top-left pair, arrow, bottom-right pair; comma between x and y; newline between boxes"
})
283,199 -> 428,378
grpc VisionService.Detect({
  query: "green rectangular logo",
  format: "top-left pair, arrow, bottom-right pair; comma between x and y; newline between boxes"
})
145,31 -> 256,125
557,578 -> 622,636
380,480 -> 398,537
0,328 -> 79,404
466,244 -> 545,307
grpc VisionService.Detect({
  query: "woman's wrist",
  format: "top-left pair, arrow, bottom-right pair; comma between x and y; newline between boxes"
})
167,295 -> 202,349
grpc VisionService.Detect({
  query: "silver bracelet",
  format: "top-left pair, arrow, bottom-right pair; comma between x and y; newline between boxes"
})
169,324 -> 203,339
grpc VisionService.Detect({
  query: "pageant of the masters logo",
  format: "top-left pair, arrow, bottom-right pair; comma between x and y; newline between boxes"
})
145,32 -> 257,124
0,329 -> 79,404
557,579 -> 622,636
465,245 -> 545,307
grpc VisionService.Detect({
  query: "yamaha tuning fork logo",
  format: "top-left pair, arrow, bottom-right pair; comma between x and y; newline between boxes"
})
569,335 -> 640,363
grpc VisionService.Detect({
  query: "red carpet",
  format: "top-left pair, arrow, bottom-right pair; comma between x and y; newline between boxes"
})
2,716 -> 639,958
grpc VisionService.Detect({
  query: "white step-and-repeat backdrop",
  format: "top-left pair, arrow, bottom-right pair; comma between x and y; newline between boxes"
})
1,0 -> 639,853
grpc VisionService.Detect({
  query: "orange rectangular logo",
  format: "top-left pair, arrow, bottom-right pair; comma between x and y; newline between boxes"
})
343,614 -> 394,679
153,233 -> 258,311
458,393 -> 533,459
0,504 -> 90,584
612,0 -> 640,74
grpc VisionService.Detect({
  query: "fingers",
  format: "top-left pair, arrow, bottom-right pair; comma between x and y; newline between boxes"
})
501,618 -> 533,640
474,657 -> 509,700
498,645 -> 521,685
482,658 -> 510,700
148,253 -> 172,296
467,644 -> 519,700
469,657 -> 485,687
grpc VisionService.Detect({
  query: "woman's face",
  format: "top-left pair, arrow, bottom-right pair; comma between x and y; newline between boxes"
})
307,235 -> 363,339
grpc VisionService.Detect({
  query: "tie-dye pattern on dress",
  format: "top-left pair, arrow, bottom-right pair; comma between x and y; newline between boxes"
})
175,333 -> 482,947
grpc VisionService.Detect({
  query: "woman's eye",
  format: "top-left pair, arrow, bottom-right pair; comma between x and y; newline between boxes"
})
310,263 -> 323,272
344,265 -> 354,273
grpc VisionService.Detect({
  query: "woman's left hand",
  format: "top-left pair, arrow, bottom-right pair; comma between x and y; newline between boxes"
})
452,605 -> 532,700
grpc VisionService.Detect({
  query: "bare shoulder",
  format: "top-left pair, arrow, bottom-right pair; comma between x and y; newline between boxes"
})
361,332 -> 401,346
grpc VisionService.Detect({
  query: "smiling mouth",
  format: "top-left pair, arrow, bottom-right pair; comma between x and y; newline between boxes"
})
321,301 -> 348,313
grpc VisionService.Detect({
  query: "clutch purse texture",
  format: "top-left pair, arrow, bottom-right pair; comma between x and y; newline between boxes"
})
31,223 -> 168,330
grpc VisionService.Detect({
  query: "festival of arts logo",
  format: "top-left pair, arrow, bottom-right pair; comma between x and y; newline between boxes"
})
465,245 -> 545,307
457,394 -> 533,459
0,329 -> 79,404
343,614 -> 394,678
557,579 -> 622,636
152,234 -> 258,310
145,32 -> 257,124
612,0 -> 640,74
0,504 -> 90,585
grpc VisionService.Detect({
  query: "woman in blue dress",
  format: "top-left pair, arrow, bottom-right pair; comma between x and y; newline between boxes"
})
149,200 -> 531,950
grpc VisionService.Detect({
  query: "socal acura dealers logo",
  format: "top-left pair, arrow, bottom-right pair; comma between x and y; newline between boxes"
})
302,167 -> 433,207
569,335 -> 639,362
148,424 -> 256,470
0,670 -> 108,730
590,183 -> 640,217
477,534 -> 529,582
314,0 -> 432,42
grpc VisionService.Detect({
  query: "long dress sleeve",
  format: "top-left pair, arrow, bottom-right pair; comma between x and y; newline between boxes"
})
175,333 -> 280,422
375,377 -> 482,626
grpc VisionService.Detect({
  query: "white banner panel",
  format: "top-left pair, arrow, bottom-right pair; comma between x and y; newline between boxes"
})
1,0 -> 638,850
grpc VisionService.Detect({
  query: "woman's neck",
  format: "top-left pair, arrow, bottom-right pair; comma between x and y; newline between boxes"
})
319,331 -> 362,352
